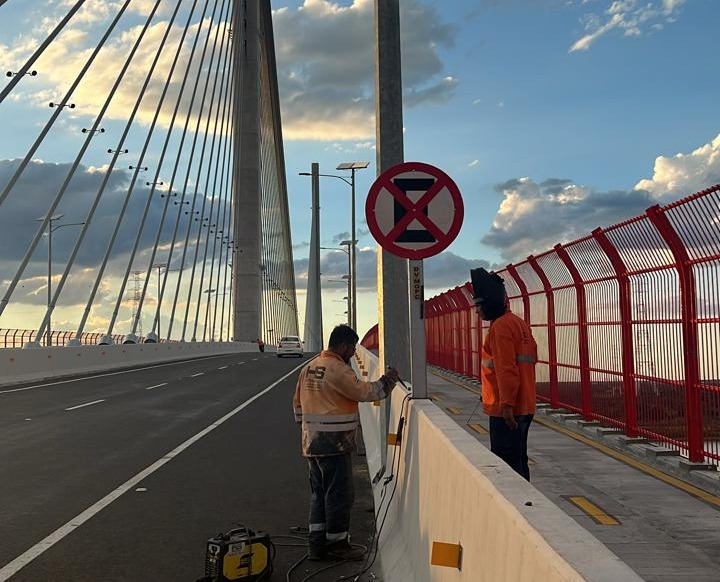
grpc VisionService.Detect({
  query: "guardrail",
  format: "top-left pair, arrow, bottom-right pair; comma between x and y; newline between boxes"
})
362,183 -> 720,465
0,328 -> 157,347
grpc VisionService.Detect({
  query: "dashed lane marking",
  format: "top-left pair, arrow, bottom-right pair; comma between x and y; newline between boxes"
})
0,361 -> 307,582
65,399 -> 105,411
218,366 -> 228,370
145,383 -> 167,390
190,373 -> 204,378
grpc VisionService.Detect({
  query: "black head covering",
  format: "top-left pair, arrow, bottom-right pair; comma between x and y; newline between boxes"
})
470,268 -> 507,320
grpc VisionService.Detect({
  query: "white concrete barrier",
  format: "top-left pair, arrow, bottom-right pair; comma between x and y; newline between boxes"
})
0,342 -> 260,387
354,345 -> 641,582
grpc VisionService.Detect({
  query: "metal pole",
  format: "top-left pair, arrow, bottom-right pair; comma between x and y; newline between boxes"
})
47,221 -> 52,347
304,162 -> 323,351
350,167 -> 357,331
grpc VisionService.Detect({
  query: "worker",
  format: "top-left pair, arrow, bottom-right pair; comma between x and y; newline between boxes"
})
471,268 -> 537,481
293,324 -> 399,561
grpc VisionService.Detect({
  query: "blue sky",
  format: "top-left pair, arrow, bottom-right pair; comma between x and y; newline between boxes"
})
1,0 -> 719,343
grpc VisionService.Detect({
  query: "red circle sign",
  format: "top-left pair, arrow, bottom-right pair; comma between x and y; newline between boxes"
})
365,162 -> 464,259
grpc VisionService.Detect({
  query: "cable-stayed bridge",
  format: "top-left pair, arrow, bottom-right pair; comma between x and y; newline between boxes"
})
1,2 -> 720,582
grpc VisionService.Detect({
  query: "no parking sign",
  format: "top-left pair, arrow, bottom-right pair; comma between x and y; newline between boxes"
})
365,162 -> 464,259
366,162 -> 464,398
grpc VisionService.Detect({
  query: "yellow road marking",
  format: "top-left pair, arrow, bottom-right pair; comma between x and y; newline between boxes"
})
469,423 -> 488,435
446,406 -> 462,415
567,496 -> 620,526
534,415 -> 720,510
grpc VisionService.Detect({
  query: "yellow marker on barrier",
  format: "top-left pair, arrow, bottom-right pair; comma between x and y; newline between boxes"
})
446,406 -> 461,415
431,541 -> 462,569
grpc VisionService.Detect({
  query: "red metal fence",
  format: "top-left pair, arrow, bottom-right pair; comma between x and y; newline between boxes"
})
0,329 -> 151,347
362,183 -> 720,465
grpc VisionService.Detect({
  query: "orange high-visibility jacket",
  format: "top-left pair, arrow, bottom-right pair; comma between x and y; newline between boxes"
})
481,311 -> 538,417
293,350 -> 390,457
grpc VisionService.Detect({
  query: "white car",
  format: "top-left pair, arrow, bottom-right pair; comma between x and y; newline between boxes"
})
277,335 -> 304,357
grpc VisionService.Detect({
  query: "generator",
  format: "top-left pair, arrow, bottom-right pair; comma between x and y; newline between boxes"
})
198,526 -> 273,582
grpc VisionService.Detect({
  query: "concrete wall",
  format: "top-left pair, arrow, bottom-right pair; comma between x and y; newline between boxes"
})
0,342 -> 260,387
354,345 -> 641,582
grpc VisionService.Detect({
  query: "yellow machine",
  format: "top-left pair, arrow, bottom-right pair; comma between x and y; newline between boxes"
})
198,526 -> 273,582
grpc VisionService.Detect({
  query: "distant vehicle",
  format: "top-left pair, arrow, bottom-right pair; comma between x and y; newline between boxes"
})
277,335 -> 303,358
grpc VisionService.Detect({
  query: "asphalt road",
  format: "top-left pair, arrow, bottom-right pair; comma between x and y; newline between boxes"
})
0,352 -> 379,582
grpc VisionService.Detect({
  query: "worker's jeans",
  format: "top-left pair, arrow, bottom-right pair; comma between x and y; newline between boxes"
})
307,453 -> 354,552
489,414 -> 534,481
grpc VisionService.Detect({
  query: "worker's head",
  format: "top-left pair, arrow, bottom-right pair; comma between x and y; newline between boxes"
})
470,268 -> 508,321
328,324 -> 359,363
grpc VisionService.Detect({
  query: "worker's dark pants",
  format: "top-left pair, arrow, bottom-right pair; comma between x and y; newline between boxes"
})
307,453 -> 354,552
489,414 -> 534,481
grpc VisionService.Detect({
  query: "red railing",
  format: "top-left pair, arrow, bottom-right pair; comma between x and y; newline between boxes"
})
0,329 -> 155,347
361,183 -> 720,465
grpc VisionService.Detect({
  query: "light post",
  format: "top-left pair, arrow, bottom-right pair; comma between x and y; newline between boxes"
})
299,161 -> 368,331
152,263 -> 168,339
202,288 -> 216,341
36,215 -> 84,346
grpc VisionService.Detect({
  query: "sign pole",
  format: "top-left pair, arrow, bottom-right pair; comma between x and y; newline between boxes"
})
409,259 -> 427,398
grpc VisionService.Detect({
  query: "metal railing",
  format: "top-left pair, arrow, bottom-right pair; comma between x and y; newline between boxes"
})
362,183 -> 720,465
0,329 -> 155,348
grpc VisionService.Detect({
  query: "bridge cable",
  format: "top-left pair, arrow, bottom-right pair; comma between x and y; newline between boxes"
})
34,0 -> 184,343
0,0 -> 133,211
0,0 -> 157,322
74,0 -> 206,341
149,0 -> 226,341
0,0 -> 86,105
177,0 -> 234,341
106,0 -> 216,338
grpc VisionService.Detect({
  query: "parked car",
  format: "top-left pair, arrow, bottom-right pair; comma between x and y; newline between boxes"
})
277,335 -> 303,357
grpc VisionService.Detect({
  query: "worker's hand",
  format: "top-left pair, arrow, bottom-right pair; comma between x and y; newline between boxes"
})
384,367 -> 400,385
501,405 -> 517,430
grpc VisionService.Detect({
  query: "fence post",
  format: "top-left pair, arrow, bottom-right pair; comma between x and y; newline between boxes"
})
506,264 -> 531,325
646,205 -> 704,462
592,228 -> 637,436
554,244 -> 592,420
528,255 -> 559,408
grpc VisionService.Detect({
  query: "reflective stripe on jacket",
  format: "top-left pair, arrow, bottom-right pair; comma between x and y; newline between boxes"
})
481,311 -> 538,417
293,350 -> 389,457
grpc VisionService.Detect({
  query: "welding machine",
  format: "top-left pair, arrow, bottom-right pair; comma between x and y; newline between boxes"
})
197,526 -> 273,582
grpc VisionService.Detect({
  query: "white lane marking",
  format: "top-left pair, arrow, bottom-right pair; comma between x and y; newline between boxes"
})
252,358 -> 259,361
190,372 -> 204,378
145,383 -> 168,391
0,354 -> 242,395
237,361 -> 245,365
65,399 -> 105,411
218,366 -> 228,370
0,360 -> 306,581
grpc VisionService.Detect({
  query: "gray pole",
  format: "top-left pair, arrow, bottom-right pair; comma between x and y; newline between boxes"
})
375,0 -> 410,377
304,162 -> 323,351
351,167 -> 357,331
47,221 -> 52,347
232,0 -> 261,342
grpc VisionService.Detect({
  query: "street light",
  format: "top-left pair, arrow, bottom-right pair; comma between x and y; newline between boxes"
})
35,215 -> 85,346
299,160 -> 369,331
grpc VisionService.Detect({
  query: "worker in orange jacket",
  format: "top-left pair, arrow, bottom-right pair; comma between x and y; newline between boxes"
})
471,268 -> 538,481
293,324 -> 399,561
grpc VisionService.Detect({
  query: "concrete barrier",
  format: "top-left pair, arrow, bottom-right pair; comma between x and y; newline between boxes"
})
354,345 -> 641,582
0,342 -> 260,387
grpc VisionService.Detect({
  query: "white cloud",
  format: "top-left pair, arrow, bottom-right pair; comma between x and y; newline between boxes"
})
273,0 -> 457,141
570,0 -> 685,52
481,133 -> 720,262
634,133 -> 720,199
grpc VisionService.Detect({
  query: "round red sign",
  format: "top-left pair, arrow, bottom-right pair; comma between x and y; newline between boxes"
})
365,162 -> 464,259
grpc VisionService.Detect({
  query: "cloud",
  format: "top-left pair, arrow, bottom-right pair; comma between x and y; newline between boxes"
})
634,134 -> 720,199
569,0 -> 686,52
273,0 -> 457,140
480,133 -> 720,262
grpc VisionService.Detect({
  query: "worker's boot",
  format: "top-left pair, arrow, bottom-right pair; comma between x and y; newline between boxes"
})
324,540 -> 365,562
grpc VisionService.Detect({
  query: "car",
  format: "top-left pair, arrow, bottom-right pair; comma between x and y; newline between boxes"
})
277,335 -> 304,358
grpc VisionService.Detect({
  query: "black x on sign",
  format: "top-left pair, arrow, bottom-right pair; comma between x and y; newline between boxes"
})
365,162 -> 464,259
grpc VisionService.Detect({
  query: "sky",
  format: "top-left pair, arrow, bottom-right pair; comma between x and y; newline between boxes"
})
1,0 -> 720,344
